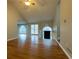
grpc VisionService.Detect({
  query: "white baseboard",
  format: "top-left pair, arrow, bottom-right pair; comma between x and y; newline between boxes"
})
55,39 -> 72,59
7,37 -> 17,42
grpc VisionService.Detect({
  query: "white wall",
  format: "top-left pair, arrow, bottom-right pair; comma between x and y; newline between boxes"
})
54,1 -> 60,40
53,0 -> 72,57
7,3 -> 21,40
37,20 -> 54,38
60,0 -> 72,56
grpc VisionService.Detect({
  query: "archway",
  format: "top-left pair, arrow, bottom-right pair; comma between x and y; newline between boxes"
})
43,26 -> 52,40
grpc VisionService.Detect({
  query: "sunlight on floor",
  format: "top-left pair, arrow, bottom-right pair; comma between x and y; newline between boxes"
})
18,34 -> 54,48
31,35 -> 38,44
43,39 -> 53,47
18,34 -> 27,47
31,35 -> 38,48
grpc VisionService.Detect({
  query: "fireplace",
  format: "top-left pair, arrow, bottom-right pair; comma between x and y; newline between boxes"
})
44,31 -> 50,39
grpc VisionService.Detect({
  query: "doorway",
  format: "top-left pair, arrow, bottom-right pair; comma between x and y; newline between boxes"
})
43,26 -> 52,40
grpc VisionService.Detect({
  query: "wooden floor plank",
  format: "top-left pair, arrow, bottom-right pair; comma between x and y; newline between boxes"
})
7,38 -> 68,59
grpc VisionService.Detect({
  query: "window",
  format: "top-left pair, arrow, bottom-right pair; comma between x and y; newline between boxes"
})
19,25 -> 27,34
31,24 -> 38,34
18,24 -> 27,43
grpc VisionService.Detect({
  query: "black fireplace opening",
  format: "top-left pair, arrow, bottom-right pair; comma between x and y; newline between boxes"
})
44,31 -> 50,39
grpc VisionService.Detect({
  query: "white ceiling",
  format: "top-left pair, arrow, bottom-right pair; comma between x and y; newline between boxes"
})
8,0 -> 58,23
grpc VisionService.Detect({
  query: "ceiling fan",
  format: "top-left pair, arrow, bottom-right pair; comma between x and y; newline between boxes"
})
24,0 -> 35,6
24,0 -> 45,6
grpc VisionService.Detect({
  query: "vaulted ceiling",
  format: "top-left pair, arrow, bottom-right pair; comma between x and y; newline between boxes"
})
8,0 -> 58,23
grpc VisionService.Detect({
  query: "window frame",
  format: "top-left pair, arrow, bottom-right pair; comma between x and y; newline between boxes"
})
31,24 -> 38,35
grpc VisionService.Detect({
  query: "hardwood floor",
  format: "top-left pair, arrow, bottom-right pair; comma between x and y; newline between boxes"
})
7,37 -> 68,59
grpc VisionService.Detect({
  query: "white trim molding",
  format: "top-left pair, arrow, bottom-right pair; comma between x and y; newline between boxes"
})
7,37 -> 17,42
55,39 -> 72,59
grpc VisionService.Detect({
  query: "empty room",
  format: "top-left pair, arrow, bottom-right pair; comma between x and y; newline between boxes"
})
7,0 -> 72,59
